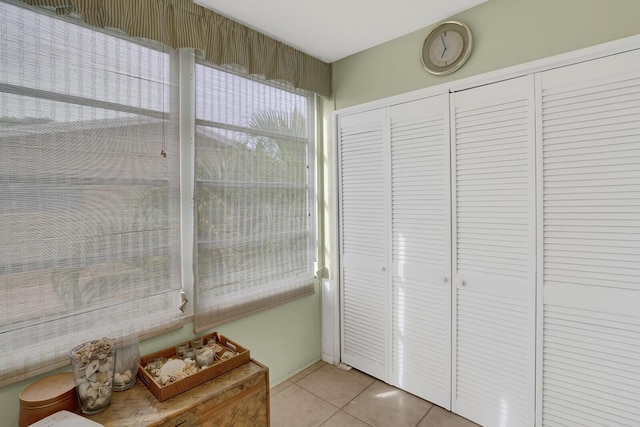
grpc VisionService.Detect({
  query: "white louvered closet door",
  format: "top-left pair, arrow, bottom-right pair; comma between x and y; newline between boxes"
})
337,109 -> 390,381
451,76 -> 537,427
538,49 -> 640,427
389,96 -> 451,409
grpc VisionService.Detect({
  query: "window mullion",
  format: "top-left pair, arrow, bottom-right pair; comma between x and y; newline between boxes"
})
179,48 -> 196,319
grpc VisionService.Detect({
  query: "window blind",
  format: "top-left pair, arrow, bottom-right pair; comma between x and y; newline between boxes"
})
193,59 -> 315,330
0,2 -> 182,386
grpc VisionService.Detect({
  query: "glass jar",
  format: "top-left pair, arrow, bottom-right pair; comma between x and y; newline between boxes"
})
112,331 -> 140,391
182,348 -> 197,363
189,337 -> 203,349
175,342 -> 189,358
196,346 -> 215,368
69,338 -> 116,415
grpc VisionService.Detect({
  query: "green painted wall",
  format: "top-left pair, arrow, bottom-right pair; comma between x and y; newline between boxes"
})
0,286 -> 321,426
333,0 -> 640,109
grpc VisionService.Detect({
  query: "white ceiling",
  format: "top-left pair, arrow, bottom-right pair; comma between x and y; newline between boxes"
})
193,0 -> 489,63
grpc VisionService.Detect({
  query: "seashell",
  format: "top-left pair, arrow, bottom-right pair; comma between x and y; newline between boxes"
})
159,359 -> 186,378
94,396 -> 107,408
86,386 -> 98,400
98,385 -> 110,397
85,359 -> 100,378
124,369 -> 132,378
114,373 -> 124,385
210,343 -> 224,354
94,372 -> 107,383
77,383 -> 90,398
98,361 -> 110,373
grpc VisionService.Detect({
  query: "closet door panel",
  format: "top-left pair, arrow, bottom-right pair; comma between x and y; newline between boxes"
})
539,49 -> 640,427
451,76 -> 536,427
390,95 -> 451,409
338,109 -> 390,380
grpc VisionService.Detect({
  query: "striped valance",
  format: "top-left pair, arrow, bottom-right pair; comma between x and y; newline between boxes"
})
17,0 -> 332,97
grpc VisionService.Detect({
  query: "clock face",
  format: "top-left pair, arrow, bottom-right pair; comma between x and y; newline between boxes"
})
428,31 -> 464,68
421,21 -> 473,76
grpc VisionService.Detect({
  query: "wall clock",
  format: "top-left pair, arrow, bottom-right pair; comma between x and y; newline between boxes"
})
421,21 -> 473,76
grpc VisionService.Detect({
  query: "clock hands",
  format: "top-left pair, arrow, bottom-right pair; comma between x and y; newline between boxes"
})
440,33 -> 447,59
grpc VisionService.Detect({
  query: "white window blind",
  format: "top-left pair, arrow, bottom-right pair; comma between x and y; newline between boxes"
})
194,59 -> 315,330
0,2 -> 182,386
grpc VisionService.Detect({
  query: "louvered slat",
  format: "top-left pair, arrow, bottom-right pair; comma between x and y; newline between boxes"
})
338,109 -> 389,381
342,267 -> 386,366
452,76 -> 536,427
390,96 -> 451,409
543,305 -> 640,426
540,50 -> 640,427
455,97 -> 530,277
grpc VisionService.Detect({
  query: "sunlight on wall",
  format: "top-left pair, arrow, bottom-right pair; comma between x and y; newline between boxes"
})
320,97 -> 334,279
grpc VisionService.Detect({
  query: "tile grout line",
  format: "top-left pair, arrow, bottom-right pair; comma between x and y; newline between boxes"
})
294,367 -> 434,427
288,363 -> 374,409
294,366 -> 378,427
338,379 -> 379,426
271,364 -> 477,427
295,369 -> 377,411
317,379 -> 379,427
289,361 -> 326,384
415,403 -> 435,427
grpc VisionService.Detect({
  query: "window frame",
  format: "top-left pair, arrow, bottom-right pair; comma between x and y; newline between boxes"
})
0,1 -> 183,385
189,57 -> 318,329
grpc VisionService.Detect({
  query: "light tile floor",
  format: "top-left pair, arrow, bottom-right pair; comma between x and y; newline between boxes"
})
270,361 -> 480,427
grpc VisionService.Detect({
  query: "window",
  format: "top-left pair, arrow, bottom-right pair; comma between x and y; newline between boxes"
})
193,59 -> 316,329
0,2 -> 181,385
0,0 -> 319,386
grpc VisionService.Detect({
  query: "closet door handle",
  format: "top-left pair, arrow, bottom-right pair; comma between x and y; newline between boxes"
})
457,279 -> 465,287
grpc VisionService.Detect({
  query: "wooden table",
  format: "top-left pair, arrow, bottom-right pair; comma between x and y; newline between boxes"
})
85,360 -> 269,427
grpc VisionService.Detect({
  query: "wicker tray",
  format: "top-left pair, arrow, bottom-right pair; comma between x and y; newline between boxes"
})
138,332 -> 250,401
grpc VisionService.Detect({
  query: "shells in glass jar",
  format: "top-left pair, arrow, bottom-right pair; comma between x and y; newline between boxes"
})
112,330 -> 140,391
69,337 -> 116,414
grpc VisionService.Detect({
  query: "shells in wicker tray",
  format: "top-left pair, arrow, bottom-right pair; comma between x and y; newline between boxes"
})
145,357 -> 199,385
143,338 -> 237,386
